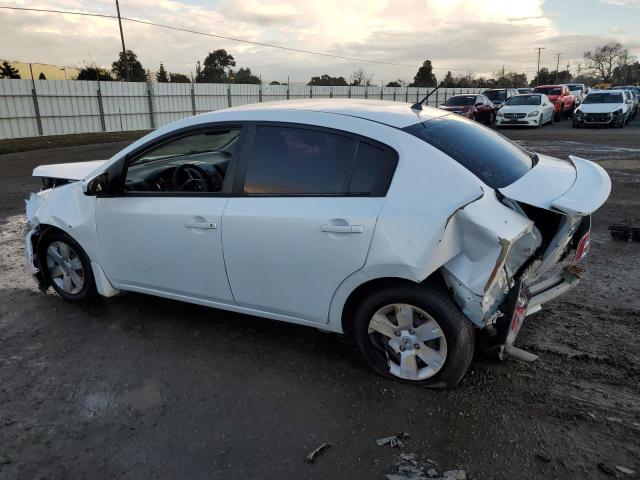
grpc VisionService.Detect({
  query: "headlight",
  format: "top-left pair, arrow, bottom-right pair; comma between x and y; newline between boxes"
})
575,109 -> 583,117
613,109 -> 623,116
527,111 -> 539,117
496,111 -> 503,117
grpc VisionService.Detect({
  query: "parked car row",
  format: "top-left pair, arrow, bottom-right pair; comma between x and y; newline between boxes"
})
438,83 -> 638,129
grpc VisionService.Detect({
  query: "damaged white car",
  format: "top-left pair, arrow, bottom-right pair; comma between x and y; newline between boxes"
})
25,99 -> 611,387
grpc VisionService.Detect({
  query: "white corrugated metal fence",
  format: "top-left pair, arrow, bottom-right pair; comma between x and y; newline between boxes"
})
0,79 -> 483,140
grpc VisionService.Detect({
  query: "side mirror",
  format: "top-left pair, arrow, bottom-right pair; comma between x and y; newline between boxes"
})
85,173 -> 108,196
475,102 -> 483,107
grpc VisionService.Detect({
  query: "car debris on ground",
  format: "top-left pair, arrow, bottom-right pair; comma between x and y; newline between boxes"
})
305,442 -> 331,464
385,452 -> 467,480
376,432 -> 411,448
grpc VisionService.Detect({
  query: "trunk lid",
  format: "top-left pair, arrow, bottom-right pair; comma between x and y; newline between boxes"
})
498,154 -> 611,216
33,160 -> 108,181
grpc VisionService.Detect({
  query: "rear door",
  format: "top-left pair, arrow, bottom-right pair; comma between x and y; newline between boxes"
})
222,124 -> 398,324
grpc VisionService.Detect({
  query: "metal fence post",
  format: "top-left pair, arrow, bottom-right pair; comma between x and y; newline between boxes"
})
380,86 -> 383,100
405,88 -> 408,102
286,84 -> 290,100
146,81 -> 156,129
436,89 -> 439,107
30,78 -> 43,136
227,85 -> 232,108
348,86 -> 351,99
393,87 -> 397,101
310,86 -> 313,99
96,85 -> 106,132
330,86 -> 333,98
190,84 -> 197,115
365,88 -> 368,99
259,84 -> 263,102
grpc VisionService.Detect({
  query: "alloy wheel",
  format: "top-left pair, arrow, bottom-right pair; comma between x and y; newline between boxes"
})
368,303 -> 448,381
46,240 -> 85,294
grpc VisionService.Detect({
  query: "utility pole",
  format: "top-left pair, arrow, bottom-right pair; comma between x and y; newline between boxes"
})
115,0 -> 128,81
535,47 -> 546,85
555,53 -> 562,83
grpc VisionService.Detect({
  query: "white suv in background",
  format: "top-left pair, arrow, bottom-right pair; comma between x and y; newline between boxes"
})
573,90 -> 630,128
566,83 -> 587,106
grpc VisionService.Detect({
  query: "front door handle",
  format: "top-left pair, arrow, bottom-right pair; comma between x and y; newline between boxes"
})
320,224 -> 363,234
185,221 -> 217,229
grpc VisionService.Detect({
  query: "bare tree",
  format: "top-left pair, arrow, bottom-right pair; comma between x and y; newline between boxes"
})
350,68 -> 373,86
583,42 -> 629,83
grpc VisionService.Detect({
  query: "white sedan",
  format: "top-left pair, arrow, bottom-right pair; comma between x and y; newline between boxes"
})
496,94 -> 555,127
25,99 -> 611,387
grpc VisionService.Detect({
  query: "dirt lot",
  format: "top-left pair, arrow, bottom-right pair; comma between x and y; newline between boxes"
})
0,120 -> 639,479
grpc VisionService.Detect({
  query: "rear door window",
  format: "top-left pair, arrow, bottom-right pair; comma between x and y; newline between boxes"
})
402,115 -> 532,188
243,125 -> 397,196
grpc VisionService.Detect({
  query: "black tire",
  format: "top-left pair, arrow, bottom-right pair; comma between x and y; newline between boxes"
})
572,118 -> 579,128
37,230 -> 97,301
351,282 -> 475,388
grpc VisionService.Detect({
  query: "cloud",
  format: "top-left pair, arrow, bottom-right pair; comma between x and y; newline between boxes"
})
0,0 -> 637,84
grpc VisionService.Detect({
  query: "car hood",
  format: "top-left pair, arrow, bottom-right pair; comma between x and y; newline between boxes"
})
578,103 -> 624,114
33,160 -> 108,181
499,154 -> 611,216
500,105 -> 540,114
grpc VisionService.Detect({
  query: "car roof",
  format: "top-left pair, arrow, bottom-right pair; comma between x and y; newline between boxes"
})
193,99 -> 450,129
534,84 -> 564,88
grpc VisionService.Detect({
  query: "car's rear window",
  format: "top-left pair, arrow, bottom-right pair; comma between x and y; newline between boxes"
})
402,115 -> 533,188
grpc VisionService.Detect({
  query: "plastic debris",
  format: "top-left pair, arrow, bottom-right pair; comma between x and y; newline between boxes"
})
616,466 -> 636,475
377,432 -> 410,448
305,443 -> 331,464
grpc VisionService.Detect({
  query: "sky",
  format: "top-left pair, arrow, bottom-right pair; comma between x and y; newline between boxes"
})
0,0 -> 639,84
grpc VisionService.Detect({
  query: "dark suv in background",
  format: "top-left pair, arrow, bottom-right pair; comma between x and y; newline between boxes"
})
482,88 -> 519,109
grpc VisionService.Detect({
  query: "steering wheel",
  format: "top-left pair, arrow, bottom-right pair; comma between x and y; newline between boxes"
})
172,164 -> 210,192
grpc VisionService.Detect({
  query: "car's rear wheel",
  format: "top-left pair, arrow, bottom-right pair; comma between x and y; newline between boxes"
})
38,230 -> 97,301
352,283 -> 474,388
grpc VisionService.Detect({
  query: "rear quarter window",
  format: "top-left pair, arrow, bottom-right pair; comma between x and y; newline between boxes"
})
402,115 -> 532,188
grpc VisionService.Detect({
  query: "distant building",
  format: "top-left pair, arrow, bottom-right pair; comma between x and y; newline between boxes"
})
1,60 -> 80,80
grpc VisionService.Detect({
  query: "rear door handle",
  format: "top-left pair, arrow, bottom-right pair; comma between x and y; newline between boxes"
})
185,221 -> 217,229
320,225 -> 363,234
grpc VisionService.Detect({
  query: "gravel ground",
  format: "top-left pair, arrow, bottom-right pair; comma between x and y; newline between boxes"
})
0,119 -> 639,479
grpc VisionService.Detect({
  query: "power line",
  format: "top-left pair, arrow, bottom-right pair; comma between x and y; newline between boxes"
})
0,5 -> 539,73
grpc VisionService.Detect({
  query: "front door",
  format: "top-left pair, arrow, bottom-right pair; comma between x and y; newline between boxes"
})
222,124 -> 398,324
96,128 -> 243,303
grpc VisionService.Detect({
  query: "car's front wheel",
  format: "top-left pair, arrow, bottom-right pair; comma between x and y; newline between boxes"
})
38,230 -> 97,301
352,283 -> 475,388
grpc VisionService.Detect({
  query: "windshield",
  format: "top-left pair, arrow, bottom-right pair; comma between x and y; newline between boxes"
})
583,93 -> 623,104
444,96 -> 476,106
402,115 -> 532,188
506,95 -> 542,106
484,90 -> 506,101
517,88 -> 531,94
533,87 -> 561,95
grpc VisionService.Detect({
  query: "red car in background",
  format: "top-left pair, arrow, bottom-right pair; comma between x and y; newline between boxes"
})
438,94 -> 496,124
532,85 -> 575,121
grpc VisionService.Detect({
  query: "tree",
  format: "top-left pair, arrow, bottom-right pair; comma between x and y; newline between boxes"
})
584,42 -> 629,83
530,67 -> 551,86
112,49 -> 146,82
196,49 -> 236,83
442,71 -> 455,87
307,74 -> 348,86
76,66 -> 113,81
410,60 -> 437,87
0,61 -> 21,79
612,61 -> 640,85
386,79 -> 405,87
270,80 -> 281,85
350,68 -> 373,86
156,63 -> 169,83
233,67 -> 261,84
169,72 -> 190,83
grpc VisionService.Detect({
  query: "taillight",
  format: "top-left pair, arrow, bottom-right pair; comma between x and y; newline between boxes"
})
574,229 -> 591,262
